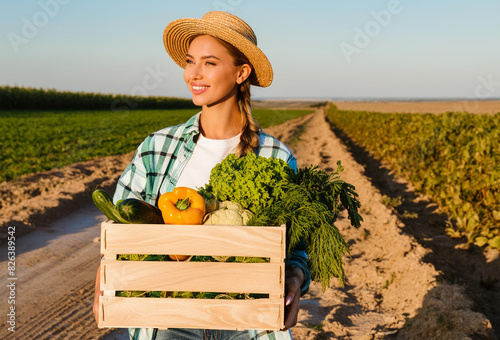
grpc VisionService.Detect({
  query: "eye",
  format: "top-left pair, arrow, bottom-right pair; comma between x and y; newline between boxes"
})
186,59 -> 194,64
205,61 -> 216,66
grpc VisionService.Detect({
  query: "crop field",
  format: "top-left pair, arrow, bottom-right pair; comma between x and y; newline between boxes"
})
334,100 -> 500,115
0,108 -> 312,182
0,85 -> 197,111
327,103 -> 500,249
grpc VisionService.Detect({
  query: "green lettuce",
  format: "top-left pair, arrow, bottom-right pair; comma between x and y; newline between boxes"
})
200,152 -> 294,213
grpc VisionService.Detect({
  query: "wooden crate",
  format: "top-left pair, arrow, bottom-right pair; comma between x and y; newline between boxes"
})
98,220 -> 286,331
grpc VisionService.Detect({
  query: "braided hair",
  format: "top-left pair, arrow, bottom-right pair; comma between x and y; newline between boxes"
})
212,36 -> 261,157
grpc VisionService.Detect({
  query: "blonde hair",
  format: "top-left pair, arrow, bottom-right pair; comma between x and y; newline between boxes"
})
191,35 -> 261,157
219,38 -> 261,157
236,79 -> 260,157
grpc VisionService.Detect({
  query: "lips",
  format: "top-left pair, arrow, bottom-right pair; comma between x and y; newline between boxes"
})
191,84 -> 210,95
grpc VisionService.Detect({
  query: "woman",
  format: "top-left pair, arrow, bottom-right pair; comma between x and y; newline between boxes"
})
93,11 -> 310,340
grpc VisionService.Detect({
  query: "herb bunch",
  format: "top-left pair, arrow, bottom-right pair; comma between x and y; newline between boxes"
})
201,153 -> 363,290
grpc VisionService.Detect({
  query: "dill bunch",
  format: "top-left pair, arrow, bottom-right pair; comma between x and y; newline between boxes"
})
247,179 -> 351,290
294,162 -> 363,229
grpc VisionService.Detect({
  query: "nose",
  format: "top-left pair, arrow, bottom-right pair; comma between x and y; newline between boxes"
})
189,62 -> 203,81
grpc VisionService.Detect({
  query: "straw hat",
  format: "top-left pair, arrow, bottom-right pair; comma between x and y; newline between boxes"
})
163,11 -> 273,87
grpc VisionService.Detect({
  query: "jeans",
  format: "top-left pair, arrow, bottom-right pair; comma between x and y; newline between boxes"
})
154,328 -> 251,340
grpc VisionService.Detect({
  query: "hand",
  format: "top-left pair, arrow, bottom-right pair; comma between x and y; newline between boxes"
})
282,264 -> 305,331
93,264 -> 103,325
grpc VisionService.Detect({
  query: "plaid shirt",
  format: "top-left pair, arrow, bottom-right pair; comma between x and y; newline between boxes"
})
113,112 -> 309,340
113,112 -> 298,206
129,329 -> 296,340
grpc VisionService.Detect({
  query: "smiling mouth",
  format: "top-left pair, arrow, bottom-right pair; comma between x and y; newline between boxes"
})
192,85 -> 209,90
191,85 -> 210,95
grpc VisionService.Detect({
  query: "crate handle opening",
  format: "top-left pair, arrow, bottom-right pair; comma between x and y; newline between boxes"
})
103,264 -> 107,285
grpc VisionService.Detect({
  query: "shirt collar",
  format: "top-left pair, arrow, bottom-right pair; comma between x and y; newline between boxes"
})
182,111 -> 201,138
182,111 -> 264,138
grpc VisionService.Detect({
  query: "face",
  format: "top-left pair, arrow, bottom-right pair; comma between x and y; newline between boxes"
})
183,35 -> 250,107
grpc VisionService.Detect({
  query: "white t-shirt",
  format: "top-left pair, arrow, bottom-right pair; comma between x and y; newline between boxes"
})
175,133 -> 241,190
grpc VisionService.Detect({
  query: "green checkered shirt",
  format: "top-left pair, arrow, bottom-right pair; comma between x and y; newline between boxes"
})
113,112 -> 308,340
113,112 -> 297,206
129,329 -> 295,340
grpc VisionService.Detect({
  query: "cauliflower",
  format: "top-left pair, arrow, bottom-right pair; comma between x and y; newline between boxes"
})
202,201 -> 253,226
202,201 -> 260,263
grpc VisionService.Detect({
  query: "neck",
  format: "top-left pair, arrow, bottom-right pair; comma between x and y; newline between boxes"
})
200,96 -> 242,139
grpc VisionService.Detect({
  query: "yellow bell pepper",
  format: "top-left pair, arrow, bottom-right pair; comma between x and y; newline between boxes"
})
158,187 -> 206,225
158,187 -> 206,261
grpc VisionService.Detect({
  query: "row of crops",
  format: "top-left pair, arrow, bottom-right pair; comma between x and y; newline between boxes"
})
0,86 -> 197,110
0,108 -> 312,183
326,103 -> 500,249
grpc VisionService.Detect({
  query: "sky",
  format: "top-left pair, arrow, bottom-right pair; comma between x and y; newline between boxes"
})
1,0 -> 500,100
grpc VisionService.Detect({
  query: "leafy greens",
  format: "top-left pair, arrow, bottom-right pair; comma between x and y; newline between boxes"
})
200,152 -> 363,290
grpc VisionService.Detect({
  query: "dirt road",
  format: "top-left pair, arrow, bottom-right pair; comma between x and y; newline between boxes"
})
0,108 -> 497,339
267,109 -> 497,339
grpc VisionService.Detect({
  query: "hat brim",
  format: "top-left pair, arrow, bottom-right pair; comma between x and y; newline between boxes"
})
163,18 -> 273,87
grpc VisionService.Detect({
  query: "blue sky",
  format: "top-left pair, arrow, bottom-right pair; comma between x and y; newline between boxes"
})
1,0 -> 500,100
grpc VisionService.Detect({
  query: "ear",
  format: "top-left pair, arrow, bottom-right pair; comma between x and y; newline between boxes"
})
236,64 -> 252,84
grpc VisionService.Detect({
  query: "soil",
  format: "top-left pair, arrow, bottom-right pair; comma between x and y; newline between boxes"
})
0,153 -> 133,242
0,104 -> 498,339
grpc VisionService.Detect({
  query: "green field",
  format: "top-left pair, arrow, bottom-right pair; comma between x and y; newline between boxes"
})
0,85 -> 197,110
0,108 -> 312,182
326,103 -> 500,249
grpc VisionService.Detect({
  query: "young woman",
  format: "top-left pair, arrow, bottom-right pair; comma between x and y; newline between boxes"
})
93,11 -> 310,340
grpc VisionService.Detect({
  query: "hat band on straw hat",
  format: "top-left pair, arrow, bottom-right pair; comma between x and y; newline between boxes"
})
163,11 -> 273,87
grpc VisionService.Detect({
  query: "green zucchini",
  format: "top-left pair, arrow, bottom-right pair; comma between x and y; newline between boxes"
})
92,189 -> 127,223
117,198 -> 165,224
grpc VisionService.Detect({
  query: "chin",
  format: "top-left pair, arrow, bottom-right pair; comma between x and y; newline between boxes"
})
192,98 -> 206,106
191,95 -> 207,107
193,98 -> 218,107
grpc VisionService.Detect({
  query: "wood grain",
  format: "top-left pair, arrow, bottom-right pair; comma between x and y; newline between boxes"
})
98,221 -> 285,330
101,221 -> 285,258
99,296 -> 283,330
101,261 -> 283,294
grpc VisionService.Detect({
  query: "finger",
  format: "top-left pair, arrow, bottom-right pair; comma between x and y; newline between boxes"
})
94,291 -> 103,324
283,294 -> 300,330
283,283 -> 300,330
285,280 -> 300,306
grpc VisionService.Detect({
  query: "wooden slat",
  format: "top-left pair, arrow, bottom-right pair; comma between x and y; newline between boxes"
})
99,296 -> 283,331
101,221 -> 285,258
98,221 -> 286,330
100,255 -> 115,299
100,226 -> 117,259
269,257 -> 285,301
101,261 -> 283,294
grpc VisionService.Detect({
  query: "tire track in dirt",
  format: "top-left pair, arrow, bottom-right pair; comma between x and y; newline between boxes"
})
3,280 -> 111,340
264,108 -> 496,339
0,207 -> 119,340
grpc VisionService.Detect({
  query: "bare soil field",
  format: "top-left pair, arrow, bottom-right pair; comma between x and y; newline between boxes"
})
252,99 -> 323,110
0,153 -> 134,243
0,104 -> 498,339
333,100 -> 500,114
